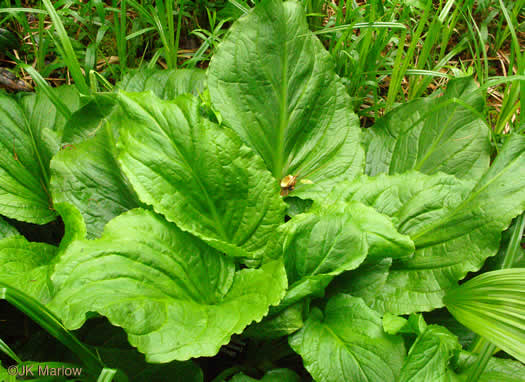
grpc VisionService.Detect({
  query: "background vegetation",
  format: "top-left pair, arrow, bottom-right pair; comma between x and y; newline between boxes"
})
1,0 -> 523,133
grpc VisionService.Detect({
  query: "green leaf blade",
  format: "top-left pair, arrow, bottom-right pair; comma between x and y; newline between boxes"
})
209,0 -> 364,195
456,351 -> 525,382
415,133 -> 525,248
0,235 -> 58,303
115,92 -> 285,260
325,171 -> 472,313
289,294 -> 405,382
244,302 -> 304,340
51,126 -> 140,239
326,133 -> 525,314
364,77 -> 491,181
49,209 -> 287,362
0,88 -> 81,224
399,325 -> 460,382
118,68 -> 207,99
278,201 -> 413,308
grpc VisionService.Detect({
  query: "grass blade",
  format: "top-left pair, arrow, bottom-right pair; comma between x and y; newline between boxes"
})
174,0 -> 184,69
97,368 -> 121,382
311,21 -> 406,35
22,64 -> 72,120
228,0 -> 249,14
0,8 -> 47,15
41,0 -> 89,94
0,282 -> 103,376
0,338 -> 22,364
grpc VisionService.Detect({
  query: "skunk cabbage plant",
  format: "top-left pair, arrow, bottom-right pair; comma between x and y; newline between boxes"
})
0,0 -> 524,381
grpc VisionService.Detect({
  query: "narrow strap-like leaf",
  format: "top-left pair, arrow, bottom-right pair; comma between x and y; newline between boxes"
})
0,283 -> 104,376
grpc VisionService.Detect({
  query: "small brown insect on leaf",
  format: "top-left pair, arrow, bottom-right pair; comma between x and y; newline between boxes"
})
61,143 -> 77,151
280,174 -> 297,196
88,197 -> 100,206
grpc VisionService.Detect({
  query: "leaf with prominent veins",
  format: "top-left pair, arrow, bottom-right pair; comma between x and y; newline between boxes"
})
326,135 -> 525,314
364,77 -> 491,181
115,92 -> 285,260
0,87 -> 80,224
277,201 -> 413,308
399,325 -> 460,382
208,0 -> 363,197
118,68 -> 207,99
51,124 -> 140,239
0,235 -> 58,303
290,294 -> 405,382
49,209 -> 287,362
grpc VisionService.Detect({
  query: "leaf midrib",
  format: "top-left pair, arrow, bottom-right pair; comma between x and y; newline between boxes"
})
412,151 -> 523,246
0,100 -> 50,196
274,31 -> 290,179
124,96 -> 230,242
22,105 -> 50,188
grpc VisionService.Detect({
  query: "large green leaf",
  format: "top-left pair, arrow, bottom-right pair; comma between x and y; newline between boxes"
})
118,68 -> 207,99
0,235 -> 58,303
115,92 -> 285,260
0,216 -> 17,239
309,201 -> 414,260
208,0 -> 363,195
364,77 -> 491,180
51,94 -> 141,239
413,133 -> 525,250
326,134 -> 525,314
19,87 -> 81,142
0,88 -> 80,224
49,209 -> 287,362
399,325 -> 460,382
51,125 -> 140,239
52,70 -> 207,239
0,203 -> 87,305
444,268 -> 525,363
326,171 -> 470,313
278,201 -> 413,308
289,294 -> 405,382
